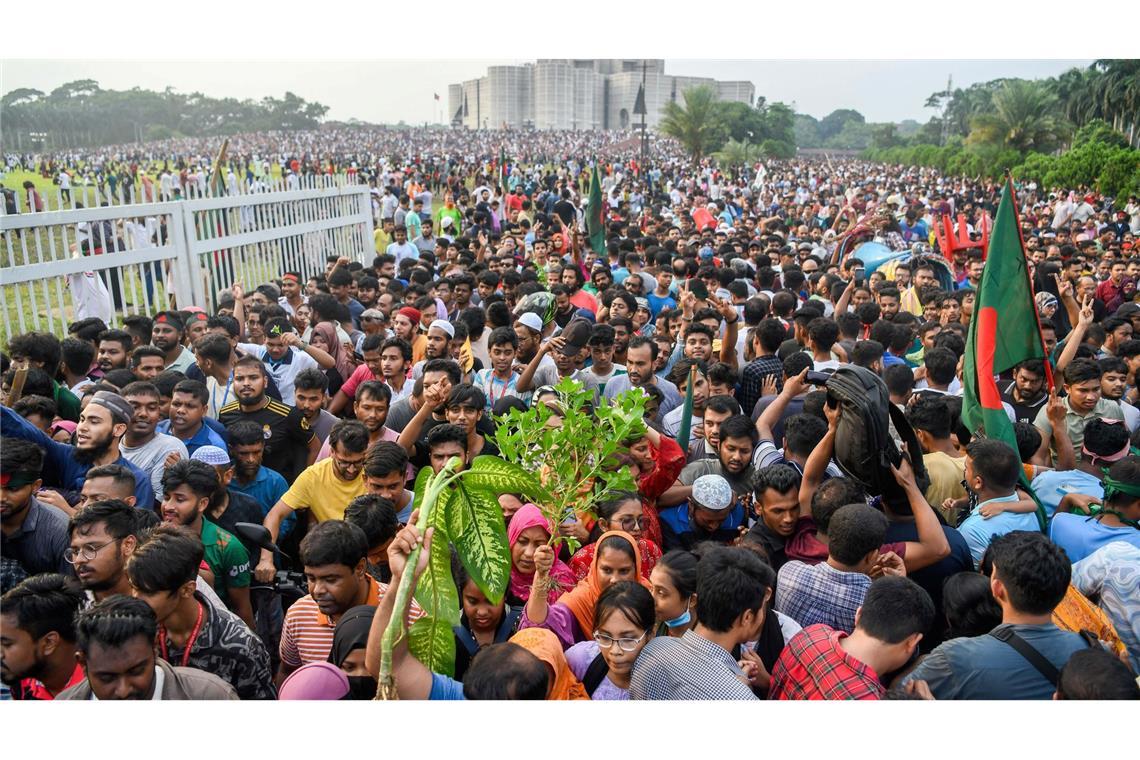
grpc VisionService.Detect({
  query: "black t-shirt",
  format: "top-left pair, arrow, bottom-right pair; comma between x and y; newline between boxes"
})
553,200 -> 576,227
883,520 -> 973,651
219,400 -> 314,484
1000,383 -> 1047,426
210,489 -> 268,558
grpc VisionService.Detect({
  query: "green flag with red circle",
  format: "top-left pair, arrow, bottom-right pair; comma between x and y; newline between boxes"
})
962,177 -> 1050,530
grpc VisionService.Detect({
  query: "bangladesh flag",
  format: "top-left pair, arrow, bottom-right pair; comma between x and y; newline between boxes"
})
962,177 -> 1050,530
585,163 -> 606,255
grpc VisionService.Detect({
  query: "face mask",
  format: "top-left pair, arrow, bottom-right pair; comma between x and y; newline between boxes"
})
345,676 -> 378,701
664,601 -> 692,629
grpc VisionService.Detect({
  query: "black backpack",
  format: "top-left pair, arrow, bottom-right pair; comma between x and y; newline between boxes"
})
825,365 -> 929,501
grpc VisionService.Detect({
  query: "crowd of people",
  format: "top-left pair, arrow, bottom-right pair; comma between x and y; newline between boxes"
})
2,138 -> 1139,702
1,128 -> 684,211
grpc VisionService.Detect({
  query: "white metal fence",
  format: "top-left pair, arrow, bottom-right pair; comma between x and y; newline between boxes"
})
0,177 -> 372,344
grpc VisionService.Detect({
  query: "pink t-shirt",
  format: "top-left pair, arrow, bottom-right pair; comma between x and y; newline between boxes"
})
339,363 -> 380,400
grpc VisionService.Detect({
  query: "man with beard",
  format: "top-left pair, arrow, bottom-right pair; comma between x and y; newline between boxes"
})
609,316 -> 633,367
1099,357 -> 1140,431
603,336 -> 682,420
255,421 -> 369,585
159,460 -> 254,627
410,320 -> 456,380
512,312 -> 554,371
218,355 -> 317,483
329,334 -> 390,416
658,474 -> 745,551
549,285 -> 578,329
661,415 -> 757,513
57,595 -> 238,700
1,391 -> 154,509
1000,359 -> 1048,426
226,420 -> 289,519
561,266 -> 597,314
66,499 -> 140,604
277,519 -> 423,683
126,524 -> 275,700
291,369 -> 338,444
151,311 -> 195,373
1,439 -> 70,576
118,381 -> 188,502
0,573 -> 86,700
448,274 -> 475,321
190,446 -> 266,560
95,329 -> 133,374
392,306 -> 427,365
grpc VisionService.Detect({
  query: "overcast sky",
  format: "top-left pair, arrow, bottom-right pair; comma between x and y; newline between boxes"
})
2,59 -> 1092,126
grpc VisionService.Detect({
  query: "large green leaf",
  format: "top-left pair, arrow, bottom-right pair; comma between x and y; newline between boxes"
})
446,483 -> 512,605
463,456 -> 552,504
410,463 -> 435,523
408,487 -> 459,677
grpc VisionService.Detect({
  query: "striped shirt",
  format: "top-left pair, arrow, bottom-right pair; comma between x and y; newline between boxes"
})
279,576 -> 425,668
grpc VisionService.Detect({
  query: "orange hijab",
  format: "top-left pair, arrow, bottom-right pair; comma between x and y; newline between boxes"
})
509,628 -> 590,700
558,530 -> 653,637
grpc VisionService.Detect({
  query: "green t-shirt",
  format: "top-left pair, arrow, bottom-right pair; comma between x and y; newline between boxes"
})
201,518 -> 251,604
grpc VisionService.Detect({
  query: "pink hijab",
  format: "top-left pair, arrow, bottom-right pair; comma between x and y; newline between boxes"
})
310,321 -> 354,381
507,504 -> 575,606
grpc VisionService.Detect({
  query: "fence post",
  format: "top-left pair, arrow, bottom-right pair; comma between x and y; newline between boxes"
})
175,202 -> 208,309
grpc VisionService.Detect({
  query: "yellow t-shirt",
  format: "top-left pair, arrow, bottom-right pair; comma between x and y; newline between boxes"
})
923,451 -> 966,523
373,228 -> 391,254
281,458 -> 365,523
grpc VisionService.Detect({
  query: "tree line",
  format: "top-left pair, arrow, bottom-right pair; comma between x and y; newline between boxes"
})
1,80 -> 330,151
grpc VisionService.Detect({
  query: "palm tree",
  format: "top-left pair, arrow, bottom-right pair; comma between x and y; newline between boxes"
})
1091,59 -> 1140,145
659,85 -> 723,165
713,138 -> 758,169
969,80 -> 1068,153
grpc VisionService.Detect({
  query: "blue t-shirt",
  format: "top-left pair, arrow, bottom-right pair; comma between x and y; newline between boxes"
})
1030,470 -> 1103,522
156,419 -> 228,457
646,292 -> 677,319
957,494 -> 1039,568
429,672 -> 465,700
1048,512 -> 1140,564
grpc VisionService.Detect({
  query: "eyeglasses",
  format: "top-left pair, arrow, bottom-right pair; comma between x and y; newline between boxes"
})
64,539 -> 118,564
593,631 -> 648,652
615,515 -> 645,531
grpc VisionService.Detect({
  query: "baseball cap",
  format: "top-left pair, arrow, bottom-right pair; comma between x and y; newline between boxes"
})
691,474 -> 733,511
557,319 -> 592,356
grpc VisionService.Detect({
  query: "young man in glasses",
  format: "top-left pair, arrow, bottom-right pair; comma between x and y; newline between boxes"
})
254,420 -> 369,584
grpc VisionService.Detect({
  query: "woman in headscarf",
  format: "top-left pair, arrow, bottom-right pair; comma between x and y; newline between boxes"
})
278,662 -> 349,700
506,504 -> 576,607
328,605 -> 378,700
569,491 -> 661,583
508,628 -> 590,700
309,320 -> 353,396
521,530 -> 652,649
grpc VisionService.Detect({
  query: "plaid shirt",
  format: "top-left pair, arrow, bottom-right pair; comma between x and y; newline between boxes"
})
776,561 -> 870,634
739,355 -> 783,417
629,630 -> 757,700
769,624 -> 884,700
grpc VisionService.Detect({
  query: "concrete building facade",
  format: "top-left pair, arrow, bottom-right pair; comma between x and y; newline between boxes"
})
448,59 -> 753,131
